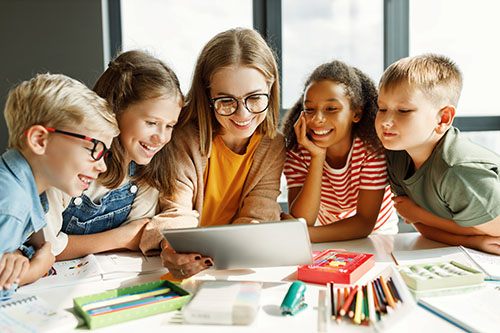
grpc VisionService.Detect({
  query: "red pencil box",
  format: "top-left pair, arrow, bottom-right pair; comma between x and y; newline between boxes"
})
297,249 -> 375,285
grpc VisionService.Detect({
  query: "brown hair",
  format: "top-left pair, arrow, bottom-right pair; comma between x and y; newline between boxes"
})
179,28 -> 280,155
281,60 -> 381,153
93,50 -> 183,195
379,53 -> 463,107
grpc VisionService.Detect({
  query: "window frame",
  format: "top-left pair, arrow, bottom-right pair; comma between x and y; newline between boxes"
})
110,0 -> 500,131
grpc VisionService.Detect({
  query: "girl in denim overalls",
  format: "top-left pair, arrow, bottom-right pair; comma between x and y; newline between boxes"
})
43,50 -> 183,260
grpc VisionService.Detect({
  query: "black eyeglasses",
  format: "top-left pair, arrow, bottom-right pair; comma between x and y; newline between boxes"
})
211,93 -> 270,116
44,127 -> 112,161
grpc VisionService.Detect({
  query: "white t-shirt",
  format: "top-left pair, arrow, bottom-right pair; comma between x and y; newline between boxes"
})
43,176 -> 158,255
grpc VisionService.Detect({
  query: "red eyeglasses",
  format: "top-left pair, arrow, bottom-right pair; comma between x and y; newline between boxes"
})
43,127 -> 112,161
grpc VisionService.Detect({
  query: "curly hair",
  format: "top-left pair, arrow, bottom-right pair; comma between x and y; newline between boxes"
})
281,60 -> 381,153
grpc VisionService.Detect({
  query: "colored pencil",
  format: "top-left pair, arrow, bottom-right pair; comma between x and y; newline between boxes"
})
339,285 -> 358,316
88,293 -> 180,316
86,290 -> 177,313
366,280 -> 376,324
362,285 -> 368,323
82,287 -> 171,311
353,287 -> 363,325
373,279 -> 387,313
348,287 -> 357,318
329,282 -> 336,319
379,276 -> 396,309
388,278 -> 402,303
335,288 -> 342,323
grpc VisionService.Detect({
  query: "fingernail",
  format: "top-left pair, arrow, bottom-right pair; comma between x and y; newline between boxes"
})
4,284 -> 10,289
204,260 -> 212,266
195,256 -> 201,260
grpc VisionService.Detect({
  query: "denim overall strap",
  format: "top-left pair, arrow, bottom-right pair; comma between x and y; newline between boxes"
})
61,163 -> 139,235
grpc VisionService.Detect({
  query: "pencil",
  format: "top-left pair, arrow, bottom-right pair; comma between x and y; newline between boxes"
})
379,276 -> 396,309
82,287 -> 171,311
362,285 -> 368,323
88,293 -> 179,316
335,288 -> 342,323
375,278 -> 387,305
348,287 -> 357,318
372,280 -> 386,314
339,285 -> 358,317
388,278 -> 402,303
366,280 -> 376,324
353,286 -> 363,325
329,282 -> 336,319
373,279 -> 387,313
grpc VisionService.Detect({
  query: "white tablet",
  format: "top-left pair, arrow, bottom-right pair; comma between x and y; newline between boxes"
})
160,219 -> 313,270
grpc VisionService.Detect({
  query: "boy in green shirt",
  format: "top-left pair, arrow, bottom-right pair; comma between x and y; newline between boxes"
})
375,54 -> 500,254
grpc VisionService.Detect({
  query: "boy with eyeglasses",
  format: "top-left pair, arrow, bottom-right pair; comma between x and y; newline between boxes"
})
375,54 -> 500,254
0,73 -> 119,297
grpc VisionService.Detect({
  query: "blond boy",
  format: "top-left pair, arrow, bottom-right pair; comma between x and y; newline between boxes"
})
0,73 -> 119,297
375,54 -> 500,255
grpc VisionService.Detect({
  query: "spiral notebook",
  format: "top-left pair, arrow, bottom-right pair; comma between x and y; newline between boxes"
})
0,294 -> 78,332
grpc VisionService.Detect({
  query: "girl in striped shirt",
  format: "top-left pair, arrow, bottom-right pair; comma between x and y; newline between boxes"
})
281,60 -> 398,242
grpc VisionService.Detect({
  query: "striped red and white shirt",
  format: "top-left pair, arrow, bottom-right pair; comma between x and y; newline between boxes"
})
284,137 -> 398,233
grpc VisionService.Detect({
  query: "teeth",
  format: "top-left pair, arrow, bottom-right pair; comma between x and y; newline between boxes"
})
141,143 -> 159,151
79,176 -> 92,184
233,119 -> 252,126
312,129 -> 331,135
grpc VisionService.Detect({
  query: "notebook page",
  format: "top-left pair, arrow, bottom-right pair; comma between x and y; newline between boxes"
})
461,246 -> 500,280
0,294 -> 77,332
418,283 -> 500,332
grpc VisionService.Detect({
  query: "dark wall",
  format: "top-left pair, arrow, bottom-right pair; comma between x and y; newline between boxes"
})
0,0 -> 107,152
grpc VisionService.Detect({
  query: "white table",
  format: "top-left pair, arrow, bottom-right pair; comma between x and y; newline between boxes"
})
30,233 -> 463,332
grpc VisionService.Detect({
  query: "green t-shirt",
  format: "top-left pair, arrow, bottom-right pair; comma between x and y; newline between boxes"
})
386,127 -> 500,227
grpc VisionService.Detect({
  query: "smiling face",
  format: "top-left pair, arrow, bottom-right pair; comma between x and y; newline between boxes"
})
303,80 -> 360,154
375,82 -> 443,163
209,65 -> 269,152
118,95 -> 181,165
42,126 -> 114,197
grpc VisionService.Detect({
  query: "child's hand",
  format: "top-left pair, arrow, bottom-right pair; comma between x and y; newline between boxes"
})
117,218 -> 150,251
392,195 -> 423,223
472,235 -> 500,255
160,245 -> 213,279
294,113 -> 326,159
18,242 -> 55,287
0,251 -> 29,290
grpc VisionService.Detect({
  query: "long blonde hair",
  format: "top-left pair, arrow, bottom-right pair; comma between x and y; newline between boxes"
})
93,50 -> 183,195
179,28 -> 280,155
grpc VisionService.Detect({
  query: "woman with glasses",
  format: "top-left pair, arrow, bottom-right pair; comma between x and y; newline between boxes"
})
43,50 -> 183,260
139,28 -> 285,279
